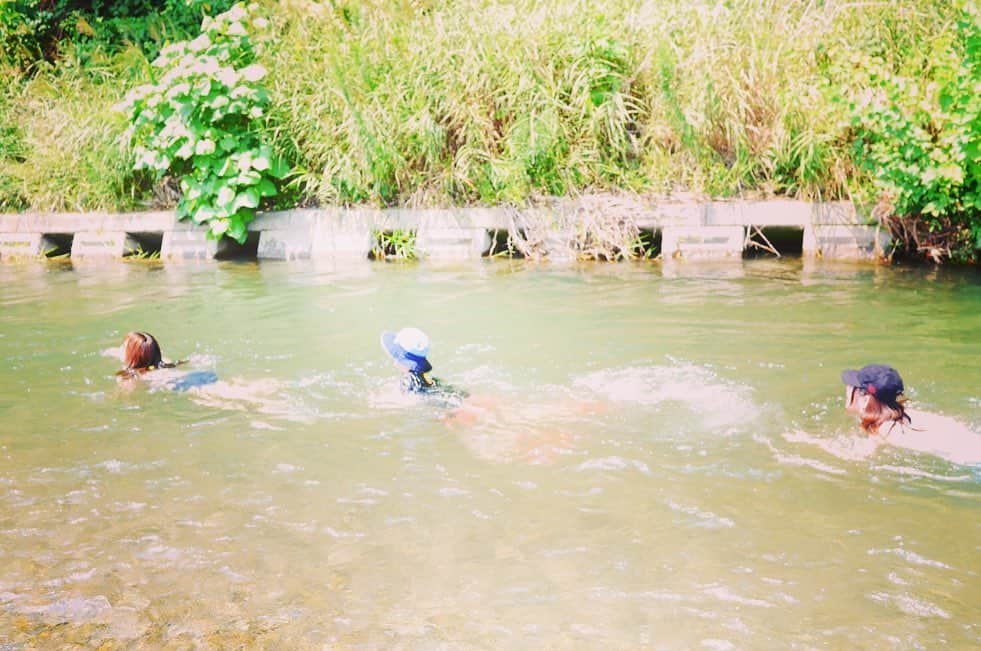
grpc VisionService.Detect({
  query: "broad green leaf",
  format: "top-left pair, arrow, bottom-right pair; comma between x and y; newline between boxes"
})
210,218 -> 229,236
252,153 -> 271,171
217,185 -> 235,208
257,178 -> 277,197
191,204 -> 216,224
269,156 -> 290,179
195,139 -> 216,156
227,217 -> 249,244
237,151 -> 253,173
236,170 -> 261,186
232,187 -> 260,212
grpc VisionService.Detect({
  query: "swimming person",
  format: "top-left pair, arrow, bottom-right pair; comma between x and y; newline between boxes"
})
841,364 -> 911,435
380,327 -> 467,406
841,363 -> 980,465
111,331 -> 313,420
114,331 -> 216,391
378,327 -> 602,463
116,331 -> 181,377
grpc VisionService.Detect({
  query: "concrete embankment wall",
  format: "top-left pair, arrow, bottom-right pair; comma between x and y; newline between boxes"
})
0,199 -> 889,263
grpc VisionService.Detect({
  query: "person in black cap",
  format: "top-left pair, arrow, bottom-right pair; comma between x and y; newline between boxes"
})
841,364 -> 911,434
838,364 -> 981,464
380,327 -> 467,406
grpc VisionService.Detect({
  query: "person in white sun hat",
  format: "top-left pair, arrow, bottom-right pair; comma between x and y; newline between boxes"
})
380,327 -> 466,403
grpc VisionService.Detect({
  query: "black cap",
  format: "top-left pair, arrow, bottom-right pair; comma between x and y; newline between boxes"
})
841,364 -> 904,407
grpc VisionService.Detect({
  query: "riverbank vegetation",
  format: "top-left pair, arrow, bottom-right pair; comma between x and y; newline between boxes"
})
0,1 -> 977,261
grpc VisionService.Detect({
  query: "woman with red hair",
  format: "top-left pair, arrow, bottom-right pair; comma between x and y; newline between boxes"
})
116,331 -> 181,378
114,331 -> 222,392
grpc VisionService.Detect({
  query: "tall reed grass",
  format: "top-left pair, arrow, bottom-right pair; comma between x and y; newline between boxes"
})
261,0 -> 961,207
0,47 -> 150,211
0,0 -> 965,212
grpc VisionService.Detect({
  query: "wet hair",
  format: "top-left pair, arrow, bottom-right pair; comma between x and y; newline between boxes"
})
116,331 -> 178,377
852,387 -> 911,434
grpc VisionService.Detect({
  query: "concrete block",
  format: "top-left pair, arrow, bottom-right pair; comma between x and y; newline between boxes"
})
416,227 -> 490,260
812,201 -> 861,225
257,229 -> 312,260
661,226 -> 745,259
249,209 -> 316,231
255,211 -> 314,260
0,232 -> 42,260
456,208 -> 509,230
71,231 -> 131,260
310,211 -> 373,261
27,213 -> 103,233
161,229 -> 217,261
705,200 -> 811,227
110,211 -> 177,231
0,214 -> 23,232
641,202 -> 706,228
803,224 -> 890,260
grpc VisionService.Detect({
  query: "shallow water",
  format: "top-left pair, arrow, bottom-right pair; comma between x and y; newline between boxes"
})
1,258 -> 979,649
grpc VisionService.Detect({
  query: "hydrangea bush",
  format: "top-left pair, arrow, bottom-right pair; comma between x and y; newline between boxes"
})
116,2 -> 287,242
849,9 -> 980,261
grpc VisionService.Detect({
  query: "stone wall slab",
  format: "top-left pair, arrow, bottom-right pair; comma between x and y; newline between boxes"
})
0,232 -> 42,260
661,226 -> 746,259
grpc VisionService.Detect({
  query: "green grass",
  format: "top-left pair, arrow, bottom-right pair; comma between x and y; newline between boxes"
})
0,0 -> 968,215
0,46 -> 151,212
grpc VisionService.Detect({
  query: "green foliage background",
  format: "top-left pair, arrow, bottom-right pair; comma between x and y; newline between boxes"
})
0,0 -> 978,261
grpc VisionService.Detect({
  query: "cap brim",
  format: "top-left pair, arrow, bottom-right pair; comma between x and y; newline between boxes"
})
841,369 -> 862,386
380,331 -> 432,373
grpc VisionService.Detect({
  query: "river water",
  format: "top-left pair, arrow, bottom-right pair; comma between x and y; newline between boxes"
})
1,259 -> 979,649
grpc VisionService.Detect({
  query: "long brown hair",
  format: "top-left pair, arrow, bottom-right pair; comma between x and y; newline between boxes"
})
853,387 -> 910,434
116,332 -> 177,377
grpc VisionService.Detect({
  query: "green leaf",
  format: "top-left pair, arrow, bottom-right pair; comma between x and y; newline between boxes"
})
191,204 -> 216,224
252,153 -> 271,171
227,218 -> 249,244
236,170 -> 262,186
216,185 -> 235,209
257,178 -> 277,197
232,187 -> 260,212
269,156 -> 290,179
210,218 -> 229,237
237,151 -> 253,173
